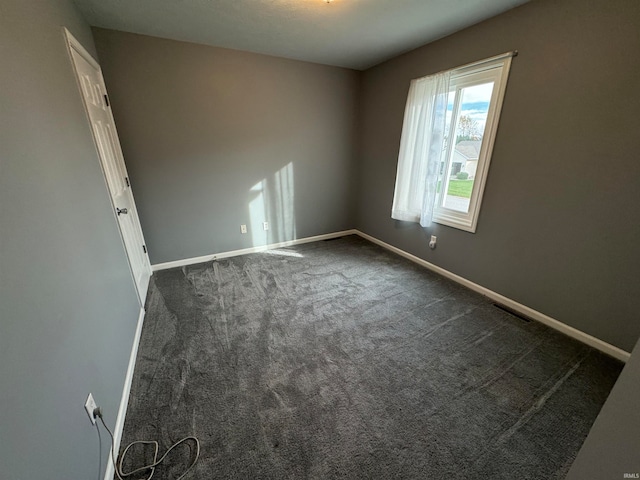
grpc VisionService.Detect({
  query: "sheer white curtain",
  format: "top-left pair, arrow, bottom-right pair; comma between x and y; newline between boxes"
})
391,71 -> 451,227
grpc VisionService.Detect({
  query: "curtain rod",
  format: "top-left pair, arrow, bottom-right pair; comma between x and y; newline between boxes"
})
454,50 -> 518,72
418,50 -> 518,80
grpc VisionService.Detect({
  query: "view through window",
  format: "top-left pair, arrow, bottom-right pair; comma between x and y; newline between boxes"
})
441,82 -> 493,212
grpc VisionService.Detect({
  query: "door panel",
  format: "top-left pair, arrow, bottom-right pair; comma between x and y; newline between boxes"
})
66,31 -> 151,305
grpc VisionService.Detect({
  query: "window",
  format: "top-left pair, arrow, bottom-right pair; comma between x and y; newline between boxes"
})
392,53 -> 513,232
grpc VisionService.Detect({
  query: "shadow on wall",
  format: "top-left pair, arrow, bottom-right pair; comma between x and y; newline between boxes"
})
248,162 -> 296,247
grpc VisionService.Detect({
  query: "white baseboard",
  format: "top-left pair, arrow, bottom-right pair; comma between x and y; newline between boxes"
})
151,230 -> 358,271
104,307 -> 146,480
354,230 -> 630,363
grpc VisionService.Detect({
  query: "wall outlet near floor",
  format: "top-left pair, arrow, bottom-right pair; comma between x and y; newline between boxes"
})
240,224 -> 247,234
263,222 -> 269,231
84,393 -> 97,425
429,235 -> 437,249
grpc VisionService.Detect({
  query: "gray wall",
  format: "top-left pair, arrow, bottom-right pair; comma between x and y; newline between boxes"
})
355,0 -> 640,352
566,338 -> 640,479
92,28 -> 361,265
0,0 -> 141,478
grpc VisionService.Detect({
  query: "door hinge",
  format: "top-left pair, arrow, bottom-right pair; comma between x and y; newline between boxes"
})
104,94 -> 110,107
142,245 -> 147,254
125,177 -> 130,187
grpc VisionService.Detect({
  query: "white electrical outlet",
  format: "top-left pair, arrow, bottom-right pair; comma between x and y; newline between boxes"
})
85,393 -> 97,425
263,222 -> 269,231
240,224 -> 247,234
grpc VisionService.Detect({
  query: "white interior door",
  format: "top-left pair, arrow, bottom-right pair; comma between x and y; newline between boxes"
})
65,29 -> 151,306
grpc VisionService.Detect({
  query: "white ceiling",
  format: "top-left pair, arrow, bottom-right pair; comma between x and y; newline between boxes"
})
73,0 -> 530,70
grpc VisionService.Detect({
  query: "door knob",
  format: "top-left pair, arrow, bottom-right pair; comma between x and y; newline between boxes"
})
116,207 -> 128,215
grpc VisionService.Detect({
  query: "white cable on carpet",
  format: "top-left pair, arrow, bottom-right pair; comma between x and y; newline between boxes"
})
95,408 -> 200,480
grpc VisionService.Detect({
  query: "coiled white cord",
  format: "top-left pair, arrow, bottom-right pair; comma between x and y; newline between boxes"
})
96,409 -> 200,480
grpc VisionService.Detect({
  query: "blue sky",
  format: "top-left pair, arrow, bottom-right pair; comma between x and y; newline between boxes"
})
447,82 -> 493,134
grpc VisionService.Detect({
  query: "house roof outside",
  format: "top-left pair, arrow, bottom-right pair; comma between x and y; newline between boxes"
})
455,140 -> 482,161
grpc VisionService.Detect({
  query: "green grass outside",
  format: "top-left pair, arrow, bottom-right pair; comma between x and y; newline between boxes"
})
437,179 -> 474,198
447,179 -> 474,198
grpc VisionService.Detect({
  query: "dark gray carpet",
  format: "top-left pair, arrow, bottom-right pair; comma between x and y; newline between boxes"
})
118,235 -> 622,479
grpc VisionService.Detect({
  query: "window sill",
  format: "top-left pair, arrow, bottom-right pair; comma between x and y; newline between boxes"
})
433,209 -> 477,233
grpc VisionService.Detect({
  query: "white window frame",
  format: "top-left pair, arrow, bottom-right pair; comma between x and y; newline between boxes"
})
433,54 -> 512,233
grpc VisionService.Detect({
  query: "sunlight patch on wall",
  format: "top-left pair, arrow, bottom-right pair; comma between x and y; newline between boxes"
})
249,162 -> 296,246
